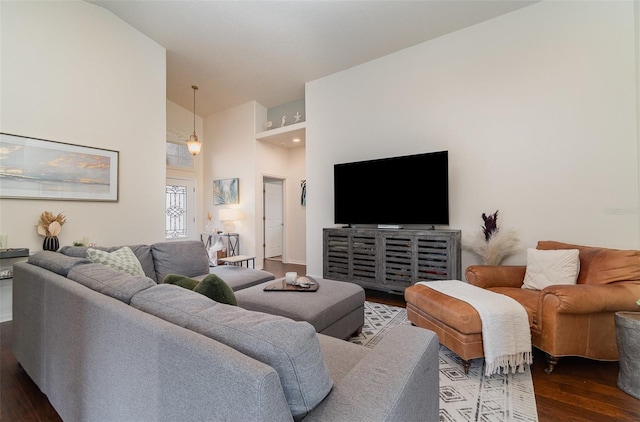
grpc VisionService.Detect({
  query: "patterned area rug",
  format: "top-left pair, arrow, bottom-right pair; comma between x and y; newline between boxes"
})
348,301 -> 539,422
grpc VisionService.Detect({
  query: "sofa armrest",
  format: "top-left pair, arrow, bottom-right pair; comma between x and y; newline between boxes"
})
304,325 -> 439,422
541,282 -> 640,314
465,265 -> 526,289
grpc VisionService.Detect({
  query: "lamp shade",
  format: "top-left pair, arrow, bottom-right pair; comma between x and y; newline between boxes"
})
219,208 -> 241,233
186,133 -> 201,156
219,208 -> 241,221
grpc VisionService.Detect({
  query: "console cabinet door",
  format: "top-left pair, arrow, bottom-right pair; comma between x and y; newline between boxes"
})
323,228 -> 461,294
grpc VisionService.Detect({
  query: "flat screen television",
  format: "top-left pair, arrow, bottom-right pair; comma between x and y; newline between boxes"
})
334,150 -> 448,226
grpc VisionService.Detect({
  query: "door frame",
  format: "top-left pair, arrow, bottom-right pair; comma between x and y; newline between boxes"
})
262,176 -> 286,262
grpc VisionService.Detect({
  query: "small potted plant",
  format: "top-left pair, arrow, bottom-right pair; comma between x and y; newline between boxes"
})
36,211 -> 66,252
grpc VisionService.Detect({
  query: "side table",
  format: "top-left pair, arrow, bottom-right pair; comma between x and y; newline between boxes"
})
200,232 -> 239,257
615,311 -> 640,399
0,248 -> 30,322
218,255 -> 255,269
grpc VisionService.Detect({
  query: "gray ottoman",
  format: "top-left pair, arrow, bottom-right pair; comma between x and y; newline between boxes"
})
234,277 -> 365,340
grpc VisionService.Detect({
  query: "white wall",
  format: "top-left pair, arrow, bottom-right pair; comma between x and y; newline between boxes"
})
636,1 -> 640,244
285,146 -> 306,265
204,102 -> 258,261
255,139 -> 307,265
203,101 -> 307,267
256,139 -> 288,265
167,99 -> 204,238
0,1 -> 166,252
305,1 -> 639,277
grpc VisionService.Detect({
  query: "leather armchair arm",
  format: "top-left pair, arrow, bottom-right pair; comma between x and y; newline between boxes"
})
465,265 -> 526,289
540,282 -> 640,314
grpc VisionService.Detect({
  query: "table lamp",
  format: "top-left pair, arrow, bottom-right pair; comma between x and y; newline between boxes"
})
219,208 -> 241,233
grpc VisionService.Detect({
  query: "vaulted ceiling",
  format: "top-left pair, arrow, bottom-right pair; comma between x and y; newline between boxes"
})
88,1 -> 537,117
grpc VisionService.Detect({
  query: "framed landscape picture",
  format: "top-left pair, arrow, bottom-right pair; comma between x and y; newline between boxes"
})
213,177 -> 239,204
0,133 -> 119,201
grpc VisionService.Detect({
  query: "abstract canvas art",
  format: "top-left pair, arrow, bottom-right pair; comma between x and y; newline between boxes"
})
213,178 -> 239,204
0,133 -> 119,201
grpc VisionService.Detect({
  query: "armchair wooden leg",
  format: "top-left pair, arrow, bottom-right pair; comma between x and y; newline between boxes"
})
462,360 -> 471,374
544,354 -> 558,374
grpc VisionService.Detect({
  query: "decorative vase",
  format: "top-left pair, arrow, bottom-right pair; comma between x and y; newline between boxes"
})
615,311 -> 640,399
43,236 -> 59,252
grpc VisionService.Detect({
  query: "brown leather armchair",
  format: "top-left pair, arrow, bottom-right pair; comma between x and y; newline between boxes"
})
465,241 -> 640,373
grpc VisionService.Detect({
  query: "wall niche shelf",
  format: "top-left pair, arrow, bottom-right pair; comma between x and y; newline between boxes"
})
256,122 -> 305,148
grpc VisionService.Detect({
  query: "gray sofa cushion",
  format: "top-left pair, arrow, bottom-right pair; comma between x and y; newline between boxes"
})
132,285 -> 332,420
188,305 -> 333,420
151,241 -> 209,282
28,251 -> 90,277
60,244 -> 157,282
130,284 -> 217,327
202,265 -> 275,291
67,263 -> 155,304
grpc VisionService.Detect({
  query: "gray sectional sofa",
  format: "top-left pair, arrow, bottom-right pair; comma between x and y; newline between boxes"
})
12,240 -> 440,421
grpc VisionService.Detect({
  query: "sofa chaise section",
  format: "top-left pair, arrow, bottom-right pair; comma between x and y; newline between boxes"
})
13,245 -> 440,421
12,261 -> 293,421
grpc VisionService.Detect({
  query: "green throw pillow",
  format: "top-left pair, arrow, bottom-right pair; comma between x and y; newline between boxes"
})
163,274 -> 237,306
163,274 -> 199,290
194,274 -> 238,306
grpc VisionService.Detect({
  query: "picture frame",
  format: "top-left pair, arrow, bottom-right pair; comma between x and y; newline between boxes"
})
213,177 -> 239,204
301,179 -> 306,206
0,133 -> 119,201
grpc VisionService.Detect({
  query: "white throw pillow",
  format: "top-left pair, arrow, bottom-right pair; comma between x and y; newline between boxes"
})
87,246 -> 145,277
522,248 -> 580,290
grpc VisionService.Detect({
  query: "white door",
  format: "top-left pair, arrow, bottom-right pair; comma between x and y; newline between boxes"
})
264,179 -> 283,258
165,178 -> 196,240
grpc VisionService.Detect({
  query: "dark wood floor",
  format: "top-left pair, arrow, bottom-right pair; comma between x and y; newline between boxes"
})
3,260 -> 639,421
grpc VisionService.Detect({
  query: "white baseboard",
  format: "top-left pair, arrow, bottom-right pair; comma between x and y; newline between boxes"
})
283,259 -> 306,266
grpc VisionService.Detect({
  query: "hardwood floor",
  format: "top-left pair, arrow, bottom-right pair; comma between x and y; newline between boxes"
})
2,260 -> 638,421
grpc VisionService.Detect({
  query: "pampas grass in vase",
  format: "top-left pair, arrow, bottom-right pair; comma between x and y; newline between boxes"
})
36,211 -> 66,252
463,210 -> 520,266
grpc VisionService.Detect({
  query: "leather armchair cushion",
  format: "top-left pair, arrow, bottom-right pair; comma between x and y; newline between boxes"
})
537,241 -> 640,285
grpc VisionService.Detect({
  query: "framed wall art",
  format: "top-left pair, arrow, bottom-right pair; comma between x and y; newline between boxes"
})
213,177 -> 239,204
0,133 -> 119,201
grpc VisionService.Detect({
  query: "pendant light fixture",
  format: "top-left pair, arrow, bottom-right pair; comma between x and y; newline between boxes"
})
186,85 -> 202,156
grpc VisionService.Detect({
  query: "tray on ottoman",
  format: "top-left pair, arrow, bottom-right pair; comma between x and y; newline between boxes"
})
263,277 -> 318,292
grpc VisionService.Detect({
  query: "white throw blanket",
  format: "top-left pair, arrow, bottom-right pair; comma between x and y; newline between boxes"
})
416,280 -> 532,376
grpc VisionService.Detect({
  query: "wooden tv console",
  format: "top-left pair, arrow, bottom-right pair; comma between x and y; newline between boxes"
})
323,227 -> 461,294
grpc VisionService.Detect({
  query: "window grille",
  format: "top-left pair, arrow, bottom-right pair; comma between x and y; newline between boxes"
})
166,184 -> 188,238
166,141 -> 194,169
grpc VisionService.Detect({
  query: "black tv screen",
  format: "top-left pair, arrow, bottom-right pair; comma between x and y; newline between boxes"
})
334,151 -> 449,226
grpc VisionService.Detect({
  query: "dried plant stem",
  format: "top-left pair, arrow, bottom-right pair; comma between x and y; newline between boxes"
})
464,227 -> 520,266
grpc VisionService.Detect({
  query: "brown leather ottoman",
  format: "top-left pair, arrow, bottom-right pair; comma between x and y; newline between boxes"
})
405,283 -> 483,373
